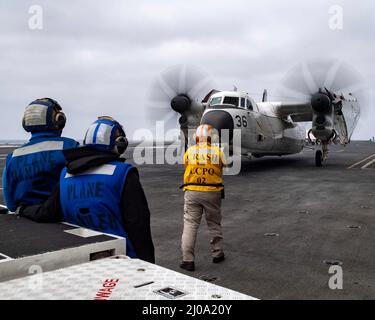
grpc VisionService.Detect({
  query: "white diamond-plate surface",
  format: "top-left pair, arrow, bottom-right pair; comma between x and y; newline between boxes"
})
0,256 -> 256,300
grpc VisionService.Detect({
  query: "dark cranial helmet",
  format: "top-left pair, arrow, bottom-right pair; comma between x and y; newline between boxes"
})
83,116 -> 128,154
22,98 -> 66,133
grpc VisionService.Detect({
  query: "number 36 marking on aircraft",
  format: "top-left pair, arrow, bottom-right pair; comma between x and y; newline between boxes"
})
235,115 -> 247,127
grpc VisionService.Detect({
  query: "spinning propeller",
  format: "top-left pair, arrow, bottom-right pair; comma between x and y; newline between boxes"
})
278,58 -> 369,114
145,64 -> 215,132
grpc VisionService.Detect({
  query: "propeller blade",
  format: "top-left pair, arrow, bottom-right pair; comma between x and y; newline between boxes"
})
278,58 -> 370,114
145,64 -> 215,132
279,59 -> 368,99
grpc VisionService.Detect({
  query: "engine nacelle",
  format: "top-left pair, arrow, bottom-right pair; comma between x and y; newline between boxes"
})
311,92 -> 334,141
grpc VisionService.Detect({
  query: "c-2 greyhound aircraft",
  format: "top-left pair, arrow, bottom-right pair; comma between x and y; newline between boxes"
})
147,60 -> 364,167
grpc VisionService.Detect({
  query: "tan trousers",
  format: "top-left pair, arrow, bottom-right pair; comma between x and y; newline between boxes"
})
181,190 -> 224,262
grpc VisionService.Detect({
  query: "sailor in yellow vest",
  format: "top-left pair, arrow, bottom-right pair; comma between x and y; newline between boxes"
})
180,124 -> 227,272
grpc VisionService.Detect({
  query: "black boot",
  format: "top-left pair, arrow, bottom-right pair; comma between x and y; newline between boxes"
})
0,206 -> 9,214
179,261 -> 195,272
212,254 -> 225,264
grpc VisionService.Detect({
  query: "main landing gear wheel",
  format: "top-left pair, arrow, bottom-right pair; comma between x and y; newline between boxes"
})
315,150 -> 323,167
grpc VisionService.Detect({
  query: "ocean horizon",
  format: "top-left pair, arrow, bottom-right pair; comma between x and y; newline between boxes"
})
0,140 -> 26,146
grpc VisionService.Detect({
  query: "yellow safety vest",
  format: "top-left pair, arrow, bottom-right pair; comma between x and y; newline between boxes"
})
183,143 -> 225,192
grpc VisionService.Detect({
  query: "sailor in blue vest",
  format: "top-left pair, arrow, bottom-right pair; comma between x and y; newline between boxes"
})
59,116 -> 155,263
2,98 -> 78,218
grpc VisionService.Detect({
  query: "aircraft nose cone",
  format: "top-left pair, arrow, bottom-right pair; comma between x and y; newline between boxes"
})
311,93 -> 332,113
171,95 -> 190,113
200,110 -> 234,139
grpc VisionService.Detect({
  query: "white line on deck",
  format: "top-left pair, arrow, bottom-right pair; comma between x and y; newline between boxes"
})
362,158 -> 375,169
348,154 -> 375,169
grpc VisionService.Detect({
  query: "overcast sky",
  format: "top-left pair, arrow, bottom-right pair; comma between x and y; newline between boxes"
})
0,0 -> 374,141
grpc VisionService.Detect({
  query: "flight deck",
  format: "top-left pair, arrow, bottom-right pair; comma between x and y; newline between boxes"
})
1,141 -> 375,299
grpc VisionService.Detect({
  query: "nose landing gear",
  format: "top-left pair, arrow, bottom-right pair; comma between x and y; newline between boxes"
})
315,150 -> 323,167
315,142 -> 329,167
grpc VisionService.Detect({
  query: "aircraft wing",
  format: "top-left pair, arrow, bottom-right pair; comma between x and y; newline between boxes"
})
273,101 -> 312,122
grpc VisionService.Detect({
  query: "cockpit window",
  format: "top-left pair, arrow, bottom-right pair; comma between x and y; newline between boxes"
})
241,98 -> 246,108
223,96 -> 239,106
209,96 -> 222,106
247,99 -> 253,111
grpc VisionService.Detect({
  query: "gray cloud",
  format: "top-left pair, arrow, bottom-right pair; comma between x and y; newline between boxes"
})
0,0 -> 374,140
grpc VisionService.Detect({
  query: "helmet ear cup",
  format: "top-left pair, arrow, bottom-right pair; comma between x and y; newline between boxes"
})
22,116 -> 28,132
54,111 -> 66,130
114,135 -> 128,155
